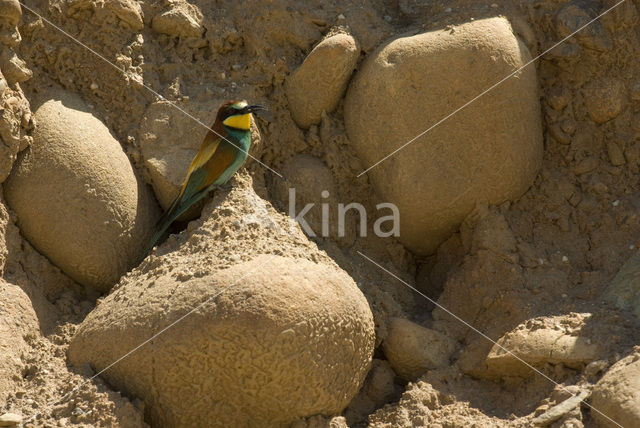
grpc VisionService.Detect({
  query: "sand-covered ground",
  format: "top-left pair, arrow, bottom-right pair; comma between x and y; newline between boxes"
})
1,0 -> 640,426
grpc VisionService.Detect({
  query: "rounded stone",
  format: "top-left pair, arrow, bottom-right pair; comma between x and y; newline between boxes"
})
286,33 -> 360,129
382,317 -> 457,381
68,254 -> 375,427
591,352 -> 640,428
4,92 -> 159,291
584,78 -> 626,124
344,17 -> 543,255
0,0 -> 21,26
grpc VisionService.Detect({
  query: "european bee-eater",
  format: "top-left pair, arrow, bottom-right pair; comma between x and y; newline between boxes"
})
144,100 -> 264,256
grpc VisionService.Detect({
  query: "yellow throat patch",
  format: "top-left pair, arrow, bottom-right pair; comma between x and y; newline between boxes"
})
223,113 -> 251,130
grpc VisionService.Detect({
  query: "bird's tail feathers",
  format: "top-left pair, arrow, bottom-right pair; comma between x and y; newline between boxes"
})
141,191 -> 210,260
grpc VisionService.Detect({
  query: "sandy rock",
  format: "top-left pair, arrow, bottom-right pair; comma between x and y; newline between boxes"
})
139,100 -> 261,213
0,49 -> 31,83
273,154 -> 356,245
105,0 -> 144,31
345,358 -> 397,424
152,1 -> 203,38
0,413 -> 21,427
0,77 -> 32,183
341,8 -> 393,53
240,7 -> 322,56
364,359 -> 397,406
591,351 -> 640,428
584,79 -> 626,124
382,317 -> 457,380
606,141 -> 625,166
532,389 -> 589,427
0,0 -> 21,47
556,0 -> 612,52
4,92 -> 159,291
0,0 -> 20,24
292,415 -> 348,428
344,17 -> 542,255
604,249 -> 640,318
0,281 -> 40,405
286,33 -> 359,129
69,254 -> 375,427
485,313 -> 600,378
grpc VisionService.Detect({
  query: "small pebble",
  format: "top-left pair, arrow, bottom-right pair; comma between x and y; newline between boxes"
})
562,256 -> 569,263
445,7 -> 452,13
383,15 -> 392,22
337,13 -> 345,20
630,244 -> 635,250
612,200 -> 620,207
491,3 -> 498,7
90,82 -> 98,90
0,413 -> 22,427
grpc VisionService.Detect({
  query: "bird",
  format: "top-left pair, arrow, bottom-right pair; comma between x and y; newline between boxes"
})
143,100 -> 264,257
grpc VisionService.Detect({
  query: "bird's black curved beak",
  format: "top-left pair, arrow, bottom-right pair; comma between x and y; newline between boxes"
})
245,105 -> 267,114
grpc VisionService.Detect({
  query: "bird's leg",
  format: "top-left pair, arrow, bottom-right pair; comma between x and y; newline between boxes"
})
214,184 -> 234,192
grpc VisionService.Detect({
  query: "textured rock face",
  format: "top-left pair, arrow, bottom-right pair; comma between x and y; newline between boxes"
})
591,351 -> 640,428
4,93 -> 159,291
344,17 -> 543,255
68,254 -> 375,427
286,32 -> 359,128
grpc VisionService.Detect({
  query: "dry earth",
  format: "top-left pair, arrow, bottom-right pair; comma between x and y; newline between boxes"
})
0,0 -> 639,427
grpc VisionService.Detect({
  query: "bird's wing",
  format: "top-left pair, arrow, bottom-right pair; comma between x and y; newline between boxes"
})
175,138 -> 237,209
155,131 -> 223,228
179,131 -> 222,198
201,141 -> 239,188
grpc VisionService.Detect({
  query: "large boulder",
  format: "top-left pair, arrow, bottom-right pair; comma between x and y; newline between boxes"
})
69,253 -> 375,427
4,92 -> 159,291
344,17 -> 543,255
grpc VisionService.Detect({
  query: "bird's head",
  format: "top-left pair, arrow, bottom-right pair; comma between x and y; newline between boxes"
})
216,100 -> 265,131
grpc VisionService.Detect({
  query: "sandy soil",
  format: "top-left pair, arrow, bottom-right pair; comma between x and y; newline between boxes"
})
1,0 -> 640,426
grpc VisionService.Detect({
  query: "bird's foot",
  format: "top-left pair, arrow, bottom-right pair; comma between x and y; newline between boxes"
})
214,184 -> 233,192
